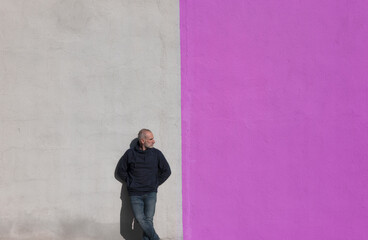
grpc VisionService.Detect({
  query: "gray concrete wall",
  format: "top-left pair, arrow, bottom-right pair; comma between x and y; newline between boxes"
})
0,1 -> 182,239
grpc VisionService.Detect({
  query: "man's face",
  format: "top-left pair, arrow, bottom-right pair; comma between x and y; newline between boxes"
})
143,131 -> 155,149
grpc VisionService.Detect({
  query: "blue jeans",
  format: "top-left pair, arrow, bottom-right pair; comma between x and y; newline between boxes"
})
130,192 -> 160,240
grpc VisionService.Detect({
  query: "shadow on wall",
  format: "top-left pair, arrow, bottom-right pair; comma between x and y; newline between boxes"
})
120,184 -> 144,240
119,138 -> 144,240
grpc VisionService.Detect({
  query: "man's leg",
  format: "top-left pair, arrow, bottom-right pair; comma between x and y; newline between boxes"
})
130,193 -> 160,240
143,192 -> 159,240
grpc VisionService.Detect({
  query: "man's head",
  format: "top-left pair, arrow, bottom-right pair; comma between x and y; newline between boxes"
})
138,129 -> 155,150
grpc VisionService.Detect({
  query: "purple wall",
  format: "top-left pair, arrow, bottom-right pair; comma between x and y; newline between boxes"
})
180,0 -> 368,239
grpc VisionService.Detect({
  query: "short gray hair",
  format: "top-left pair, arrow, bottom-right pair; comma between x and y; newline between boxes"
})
138,129 -> 151,141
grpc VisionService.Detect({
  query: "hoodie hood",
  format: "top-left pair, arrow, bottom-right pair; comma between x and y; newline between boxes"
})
133,141 -> 153,153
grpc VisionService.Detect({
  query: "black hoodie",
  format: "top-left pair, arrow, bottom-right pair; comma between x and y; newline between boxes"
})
115,143 -> 171,196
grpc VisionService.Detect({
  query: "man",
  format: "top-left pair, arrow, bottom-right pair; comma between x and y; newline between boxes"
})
115,129 -> 171,240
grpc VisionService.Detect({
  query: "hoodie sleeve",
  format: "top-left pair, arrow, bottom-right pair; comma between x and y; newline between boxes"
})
157,150 -> 171,186
114,150 -> 129,184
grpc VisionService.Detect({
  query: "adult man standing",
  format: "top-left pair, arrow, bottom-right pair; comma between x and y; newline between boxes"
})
115,129 -> 171,240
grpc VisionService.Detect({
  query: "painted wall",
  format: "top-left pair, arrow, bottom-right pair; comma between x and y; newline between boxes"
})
0,1 -> 182,239
181,0 -> 368,239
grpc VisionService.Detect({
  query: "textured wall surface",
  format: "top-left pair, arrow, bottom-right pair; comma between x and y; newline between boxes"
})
181,0 -> 368,239
0,1 -> 182,239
